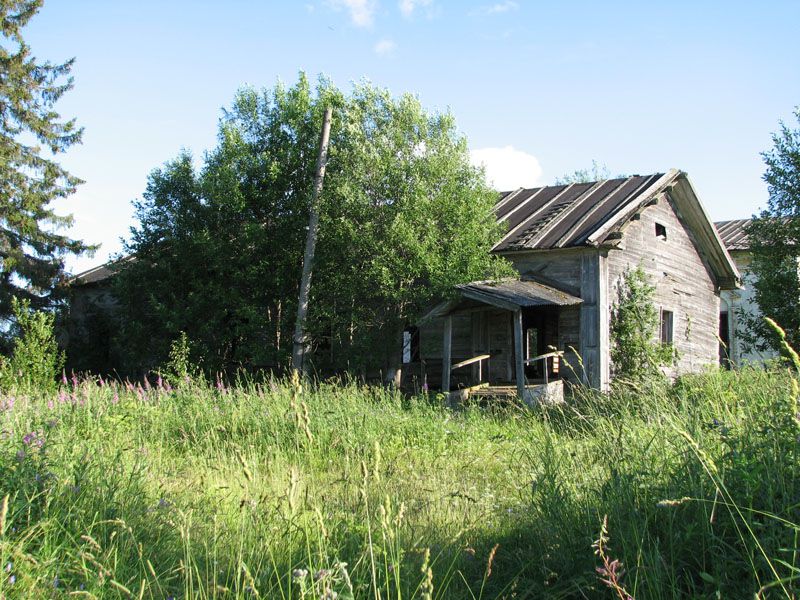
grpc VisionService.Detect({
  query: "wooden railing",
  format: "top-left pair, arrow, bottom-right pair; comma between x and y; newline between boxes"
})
524,351 -> 563,385
451,353 -> 491,383
446,350 -> 564,390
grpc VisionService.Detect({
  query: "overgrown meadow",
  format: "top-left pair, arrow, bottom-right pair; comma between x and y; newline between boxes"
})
0,365 -> 799,599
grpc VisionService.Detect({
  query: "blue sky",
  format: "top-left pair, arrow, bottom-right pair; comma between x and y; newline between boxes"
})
28,0 -> 800,273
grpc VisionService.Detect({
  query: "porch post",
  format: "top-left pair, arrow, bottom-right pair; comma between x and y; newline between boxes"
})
442,314 -> 452,393
513,309 -> 525,401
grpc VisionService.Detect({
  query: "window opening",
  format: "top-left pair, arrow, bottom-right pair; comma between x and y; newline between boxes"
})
655,223 -> 667,241
660,310 -> 674,345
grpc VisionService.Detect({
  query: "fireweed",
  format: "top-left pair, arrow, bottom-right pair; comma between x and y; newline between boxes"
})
0,365 -> 797,598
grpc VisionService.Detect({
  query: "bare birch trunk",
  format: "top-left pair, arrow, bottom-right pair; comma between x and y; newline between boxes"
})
291,106 -> 333,375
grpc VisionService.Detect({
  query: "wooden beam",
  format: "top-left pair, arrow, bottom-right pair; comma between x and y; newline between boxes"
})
451,354 -> 491,370
442,315 -> 452,392
513,309 -> 525,401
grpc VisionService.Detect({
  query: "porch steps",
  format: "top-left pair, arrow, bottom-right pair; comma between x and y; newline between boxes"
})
447,381 -> 564,406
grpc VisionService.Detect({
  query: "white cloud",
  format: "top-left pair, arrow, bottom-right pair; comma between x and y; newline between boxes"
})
327,0 -> 377,27
374,38 -> 397,56
399,0 -> 433,18
471,1 -> 518,16
470,146 -> 543,191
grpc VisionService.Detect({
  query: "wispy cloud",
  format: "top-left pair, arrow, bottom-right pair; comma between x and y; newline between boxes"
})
399,0 -> 433,18
374,38 -> 397,56
327,0 -> 377,27
470,1 -> 518,16
470,146 -> 543,190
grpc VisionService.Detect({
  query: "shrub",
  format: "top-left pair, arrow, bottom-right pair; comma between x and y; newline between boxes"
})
610,265 -> 673,382
0,298 -> 64,393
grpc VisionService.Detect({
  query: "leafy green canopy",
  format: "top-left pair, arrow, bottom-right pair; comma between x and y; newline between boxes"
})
0,0 -> 90,326
746,107 -> 800,350
115,75 -> 511,375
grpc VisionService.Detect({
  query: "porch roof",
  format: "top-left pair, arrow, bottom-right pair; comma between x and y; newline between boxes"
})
424,278 -> 582,319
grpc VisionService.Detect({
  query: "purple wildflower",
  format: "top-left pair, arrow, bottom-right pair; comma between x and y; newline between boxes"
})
47,400 -> 54,410
22,431 -> 44,448
157,375 -> 163,390
112,392 -> 119,404
61,372 -> 68,386
71,373 -> 78,388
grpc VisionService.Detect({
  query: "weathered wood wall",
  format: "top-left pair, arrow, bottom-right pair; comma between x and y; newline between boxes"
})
606,193 -> 721,376
721,250 -> 778,365
508,249 -> 583,295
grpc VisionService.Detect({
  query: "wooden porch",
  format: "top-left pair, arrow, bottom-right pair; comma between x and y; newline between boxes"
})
445,353 -> 566,406
416,278 -> 583,406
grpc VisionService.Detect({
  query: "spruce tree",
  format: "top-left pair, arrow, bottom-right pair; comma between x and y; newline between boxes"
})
0,0 -> 90,326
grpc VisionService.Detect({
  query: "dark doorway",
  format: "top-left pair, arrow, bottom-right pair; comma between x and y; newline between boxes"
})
521,307 -> 559,380
719,312 -> 731,369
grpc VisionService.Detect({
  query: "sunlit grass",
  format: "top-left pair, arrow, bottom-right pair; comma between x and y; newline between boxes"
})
0,366 -> 798,598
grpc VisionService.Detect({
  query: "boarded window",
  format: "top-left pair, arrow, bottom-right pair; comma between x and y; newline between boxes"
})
660,310 -> 674,345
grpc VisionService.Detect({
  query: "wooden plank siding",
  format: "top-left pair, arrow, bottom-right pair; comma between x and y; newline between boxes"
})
606,192 -> 721,377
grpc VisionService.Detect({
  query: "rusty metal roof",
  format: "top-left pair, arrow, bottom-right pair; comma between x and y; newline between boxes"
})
714,219 -> 751,251
494,174 -> 665,251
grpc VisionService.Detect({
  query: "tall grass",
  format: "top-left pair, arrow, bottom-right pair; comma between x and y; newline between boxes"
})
0,366 -> 797,598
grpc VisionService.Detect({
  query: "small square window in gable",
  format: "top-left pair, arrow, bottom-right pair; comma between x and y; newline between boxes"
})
655,223 -> 667,241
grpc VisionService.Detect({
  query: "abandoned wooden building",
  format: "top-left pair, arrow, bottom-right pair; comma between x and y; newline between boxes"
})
403,169 -> 741,402
714,219 -> 778,366
68,168 -> 745,400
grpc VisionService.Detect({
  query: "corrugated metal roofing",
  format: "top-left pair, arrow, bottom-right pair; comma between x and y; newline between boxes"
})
494,174 -> 664,251
457,279 -> 583,308
714,219 -> 751,251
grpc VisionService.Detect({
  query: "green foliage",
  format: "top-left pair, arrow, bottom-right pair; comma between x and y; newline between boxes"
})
746,107 -> 800,352
0,363 -> 799,597
115,74 -> 512,376
0,297 -> 64,392
610,265 -> 673,381
554,159 -> 618,184
0,0 -> 92,327
161,331 -> 197,384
